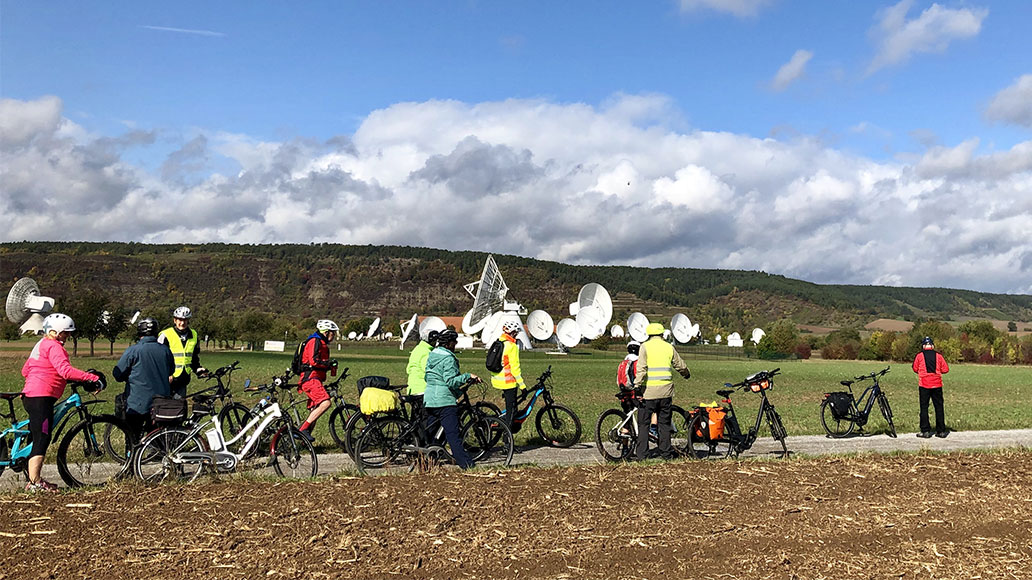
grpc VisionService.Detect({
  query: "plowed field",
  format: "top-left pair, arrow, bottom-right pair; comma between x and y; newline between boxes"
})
1,451 -> 1031,579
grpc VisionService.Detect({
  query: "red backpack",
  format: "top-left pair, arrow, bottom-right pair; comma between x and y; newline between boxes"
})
616,359 -> 636,388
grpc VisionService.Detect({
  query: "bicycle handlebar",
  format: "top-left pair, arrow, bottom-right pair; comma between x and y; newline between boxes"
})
725,368 -> 780,389
852,366 -> 891,381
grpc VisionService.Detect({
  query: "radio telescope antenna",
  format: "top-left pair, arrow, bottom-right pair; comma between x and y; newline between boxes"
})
690,323 -> 700,340
527,310 -> 555,342
751,328 -> 766,344
399,313 -> 419,350
366,317 -> 381,339
727,332 -> 744,347
610,325 -> 624,339
715,334 -> 723,344
626,312 -> 649,343
419,316 -> 447,341
575,283 -> 612,340
464,255 -> 523,330
670,314 -> 693,344
555,318 -> 582,349
347,331 -> 358,340
461,308 -> 487,335
5,278 -> 55,335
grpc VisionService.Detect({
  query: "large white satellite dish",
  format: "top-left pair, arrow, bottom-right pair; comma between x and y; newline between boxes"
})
464,255 -> 523,329
461,308 -> 487,335
626,312 -> 649,343
526,310 -> 554,341
347,331 -> 358,340
568,302 -> 579,316
610,325 -> 624,338
690,323 -> 700,340
727,332 -> 744,347
419,316 -> 447,340
399,313 -> 419,350
555,318 -> 582,349
578,283 -> 613,322
576,303 -> 608,340
480,311 -> 504,345
751,328 -> 766,344
366,317 -> 381,339
670,314 -> 693,344
715,334 -> 723,344
5,278 -> 55,335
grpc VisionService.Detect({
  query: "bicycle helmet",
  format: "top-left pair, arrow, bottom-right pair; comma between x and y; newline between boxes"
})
646,322 -> 665,336
626,341 -> 640,355
84,369 -> 107,393
921,336 -> 934,349
427,329 -> 441,346
42,313 -> 75,334
172,306 -> 192,319
437,329 -> 459,345
137,317 -> 159,337
316,319 -> 339,333
501,320 -> 522,337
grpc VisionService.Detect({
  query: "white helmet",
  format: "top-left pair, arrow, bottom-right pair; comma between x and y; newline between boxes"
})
316,319 -> 339,333
173,306 -> 192,319
42,313 -> 76,334
502,320 -> 522,336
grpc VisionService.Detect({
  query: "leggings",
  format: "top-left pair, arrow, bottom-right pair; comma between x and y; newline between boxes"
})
22,396 -> 58,459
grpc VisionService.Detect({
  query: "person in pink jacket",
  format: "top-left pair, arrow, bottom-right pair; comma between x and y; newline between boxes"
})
20,313 -> 100,492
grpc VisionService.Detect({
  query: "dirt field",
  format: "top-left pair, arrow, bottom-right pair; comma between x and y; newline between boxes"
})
1,451 -> 1031,579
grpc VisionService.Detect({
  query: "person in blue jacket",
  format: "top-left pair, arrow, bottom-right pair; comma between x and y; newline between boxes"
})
423,329 -> 480,469
112,317 -> 174,437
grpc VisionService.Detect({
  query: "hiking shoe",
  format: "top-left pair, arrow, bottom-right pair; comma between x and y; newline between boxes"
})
297,429 -> 315,443
935,431 -> 949,438
24,480 -> 58,493
916,431 -> 933,439
648,426 -> 659,438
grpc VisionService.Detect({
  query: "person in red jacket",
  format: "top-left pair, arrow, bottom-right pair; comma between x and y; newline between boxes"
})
296,319 -> 339,442
912,336 -> 950,438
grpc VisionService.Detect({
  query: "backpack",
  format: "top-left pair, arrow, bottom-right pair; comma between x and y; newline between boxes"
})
485,339 -> 505,373
291,334 -> 324,375
617,359 -> 636,388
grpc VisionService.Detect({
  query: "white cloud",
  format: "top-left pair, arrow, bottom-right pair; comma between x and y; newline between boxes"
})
867,0 -> 988,75
985,74 -> 1032,128
678,0 -> 772,18
770,50 -> 813,92
1,94 -> 1031,294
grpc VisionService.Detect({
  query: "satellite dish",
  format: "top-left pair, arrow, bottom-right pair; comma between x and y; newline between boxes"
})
568,302 -> 579,316
627,312 -> 649,343
555,318 -> 582,349
526,310 -> 554,341
347,331 -> 358,340
129,310 -> 141,325
578,283 -> 613,322
690,323 -> 700,340
662,329 -> 671,340
670,314 -> 692,344
715,334 -> 723,344
384,332 -> 393,339
461,308 -> 487,335
727,332 -> 744,347
464,255 -> 523,330
575,304 -> 607,340
399,313 -> 419,350
751,328 -> 766,344
419,316 -> 447,340
610,325 -> 624,338
366,317 -> 381,339
480,312 -> 504,345
5,278 -> 55,335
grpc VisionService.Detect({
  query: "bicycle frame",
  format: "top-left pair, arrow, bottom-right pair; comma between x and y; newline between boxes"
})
1,389 -> 101,469
499,386 -> 548,425
166,397 -> 285,469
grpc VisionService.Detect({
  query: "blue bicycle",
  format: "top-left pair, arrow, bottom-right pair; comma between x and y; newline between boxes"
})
0,374 -> 132,488
478,366 -> 582,447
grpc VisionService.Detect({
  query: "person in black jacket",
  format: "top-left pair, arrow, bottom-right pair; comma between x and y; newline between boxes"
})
113,317 -> 174,438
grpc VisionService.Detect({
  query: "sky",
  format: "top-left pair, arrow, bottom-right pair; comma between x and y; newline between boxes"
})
1,0 -> 1031,294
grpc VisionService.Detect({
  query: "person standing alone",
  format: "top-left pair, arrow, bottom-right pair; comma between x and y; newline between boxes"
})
913,336 -> 950,438
158,306 -> 207,398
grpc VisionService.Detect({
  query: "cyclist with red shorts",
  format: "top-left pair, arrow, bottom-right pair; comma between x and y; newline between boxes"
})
296,319 -> 339,442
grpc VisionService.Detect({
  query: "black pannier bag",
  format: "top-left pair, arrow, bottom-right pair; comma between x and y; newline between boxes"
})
827,392 -> 854,420
357,375 -> 391,395
150,396 -> 188,424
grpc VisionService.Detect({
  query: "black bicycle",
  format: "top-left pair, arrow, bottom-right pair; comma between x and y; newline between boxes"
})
478,366 -> 582,448
820,366 -> 896,438
684,368 -> 788,459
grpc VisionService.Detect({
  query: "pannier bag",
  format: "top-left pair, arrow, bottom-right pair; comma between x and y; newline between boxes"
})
356,375 -> 391,395
827,392 -> 854,420
360,387 -> 401,415
706,406 -> 727,440
151,396 -> 188,424
692,406 -> 711,441
485,340 -> 504,373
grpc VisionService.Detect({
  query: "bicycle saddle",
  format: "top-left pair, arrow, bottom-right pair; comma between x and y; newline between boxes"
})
840,380 -> 853,387
0,392 -> 22,401
716,389 -> 733,397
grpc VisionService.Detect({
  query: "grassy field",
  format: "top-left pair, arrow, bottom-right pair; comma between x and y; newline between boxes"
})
2,341 -> 1029,448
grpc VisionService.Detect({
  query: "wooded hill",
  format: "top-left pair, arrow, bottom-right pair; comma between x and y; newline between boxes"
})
2,242 -> 1030,338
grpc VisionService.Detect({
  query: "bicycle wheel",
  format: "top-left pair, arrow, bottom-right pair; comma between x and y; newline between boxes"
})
595,409 -> 635,462
820,399 -> 855,438
684,412 -> 734,459
328,403 -> 361,451
353,417 -> 413,475
669,405 -> 690,444
342,411 -> 370,457
535,404 -> 582,448
133,428 -> 208,484
878,394 -> 897,438
56,416 -> 132,488
269,424 -> 318,478
766,407 -> 789,458
218,403 -> 253,440
463,416 -> 514,468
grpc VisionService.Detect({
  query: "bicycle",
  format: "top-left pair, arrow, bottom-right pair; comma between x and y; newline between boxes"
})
684,368 -> 789,459
340,376 -> 415,457
478,365 -> 582,448
820,366 -> 896,438
594,388 -> 691,462
0,373 -> 132,488
353,380 -> 514,475
132,375 -> 317,483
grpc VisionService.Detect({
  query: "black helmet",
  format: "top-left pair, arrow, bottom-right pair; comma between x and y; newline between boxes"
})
921,336 -> 934,348
137,317 -> 159,337
427,330 -> 441,346
437,329 -> 459,345
626,341 -> 640,355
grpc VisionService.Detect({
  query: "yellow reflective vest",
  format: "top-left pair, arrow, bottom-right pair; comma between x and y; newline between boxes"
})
641,337 -> 674,396
490,335 -> 527,391
159,327 -> 198,378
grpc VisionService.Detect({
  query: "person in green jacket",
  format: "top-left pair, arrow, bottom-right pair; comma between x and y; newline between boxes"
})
405,330 -> 440,416
423,329 -> 479,469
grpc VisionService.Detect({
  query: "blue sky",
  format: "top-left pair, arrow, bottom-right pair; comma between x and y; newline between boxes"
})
2,0 -> 1031,294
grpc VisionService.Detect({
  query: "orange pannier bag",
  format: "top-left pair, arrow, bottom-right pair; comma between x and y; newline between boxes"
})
706,406 -> 727,439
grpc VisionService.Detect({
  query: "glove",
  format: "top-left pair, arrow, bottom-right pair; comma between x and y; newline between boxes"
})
679,368 -> 691,379
196,367 -> 209,378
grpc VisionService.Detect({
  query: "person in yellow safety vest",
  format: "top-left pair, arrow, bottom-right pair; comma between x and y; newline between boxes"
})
491,320 -> 529,430
157,306 -> 207,398
633,322 -> 690,460
405,329 -> 440,415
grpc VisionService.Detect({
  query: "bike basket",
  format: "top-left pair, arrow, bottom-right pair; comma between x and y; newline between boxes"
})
150,396 -> 188,424
356,375 -> 391,395
748,379 -> 771,393
826,392 -> 853,420
359,387 -> 400,415
706,407 -> 727,440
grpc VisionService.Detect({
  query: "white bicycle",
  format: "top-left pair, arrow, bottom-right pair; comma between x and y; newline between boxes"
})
132,378 -> 318,483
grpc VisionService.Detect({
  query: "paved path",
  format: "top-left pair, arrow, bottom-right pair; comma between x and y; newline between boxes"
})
5,428 -> 1032,490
